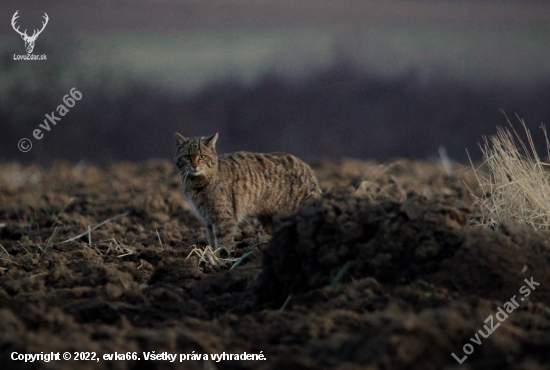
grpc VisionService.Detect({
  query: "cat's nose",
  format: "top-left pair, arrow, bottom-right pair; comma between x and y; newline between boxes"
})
192,164 -> 198,169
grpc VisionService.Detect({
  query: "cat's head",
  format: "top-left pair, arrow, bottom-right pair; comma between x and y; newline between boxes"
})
174,133 -> 219,178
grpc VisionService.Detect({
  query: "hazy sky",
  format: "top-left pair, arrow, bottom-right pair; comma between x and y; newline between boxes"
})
2,0 -> 550,162
3,0 -> 550,91
3,0 -> 550,33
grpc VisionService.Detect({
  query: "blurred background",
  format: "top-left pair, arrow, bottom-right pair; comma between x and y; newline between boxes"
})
1,0 -> 550,164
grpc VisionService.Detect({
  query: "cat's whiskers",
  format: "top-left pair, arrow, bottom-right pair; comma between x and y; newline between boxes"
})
183,172 -> 189,187
178,169 -> 190,187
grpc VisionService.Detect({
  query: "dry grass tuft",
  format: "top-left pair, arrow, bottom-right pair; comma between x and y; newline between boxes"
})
469,117 -> 550,230
186,245 -> 238,270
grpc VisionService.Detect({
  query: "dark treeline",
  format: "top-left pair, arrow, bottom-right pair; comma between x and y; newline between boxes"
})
2,55 -> 550,165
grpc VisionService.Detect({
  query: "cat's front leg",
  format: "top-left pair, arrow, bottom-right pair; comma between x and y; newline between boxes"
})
206,223 -> 217,249
213,218 -> 237,253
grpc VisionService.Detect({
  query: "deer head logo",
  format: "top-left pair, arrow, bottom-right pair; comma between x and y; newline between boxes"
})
11,10 -> 49,54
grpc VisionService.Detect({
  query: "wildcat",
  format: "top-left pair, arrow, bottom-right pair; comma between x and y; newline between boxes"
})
174,132 -> 321,252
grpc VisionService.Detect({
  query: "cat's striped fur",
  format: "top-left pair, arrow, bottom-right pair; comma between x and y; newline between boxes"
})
174,132 -> 321,251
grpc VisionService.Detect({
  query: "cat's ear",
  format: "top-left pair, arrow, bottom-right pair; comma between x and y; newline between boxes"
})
174,133 -> 189,146
203,133 -> 218,148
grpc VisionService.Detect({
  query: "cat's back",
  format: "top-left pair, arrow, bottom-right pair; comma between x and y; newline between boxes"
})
218,151 -> 313,177
217,151 -> 321,201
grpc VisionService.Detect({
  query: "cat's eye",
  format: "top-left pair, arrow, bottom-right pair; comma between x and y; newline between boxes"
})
199,155 -> 206,160
184,155 -> 191,160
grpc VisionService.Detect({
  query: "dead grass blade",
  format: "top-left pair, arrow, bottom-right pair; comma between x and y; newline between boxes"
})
0,257 -> 19,265
157,230 -> 165,250
62,212 -> 128,243
0,244 -> 9,255
439,146 -> 455,176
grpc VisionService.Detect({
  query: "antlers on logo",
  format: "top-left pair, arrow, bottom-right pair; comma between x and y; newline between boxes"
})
11,10 -> 49,54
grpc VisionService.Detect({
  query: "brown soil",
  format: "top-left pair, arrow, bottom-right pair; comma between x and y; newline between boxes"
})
1,159 -> 550,369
